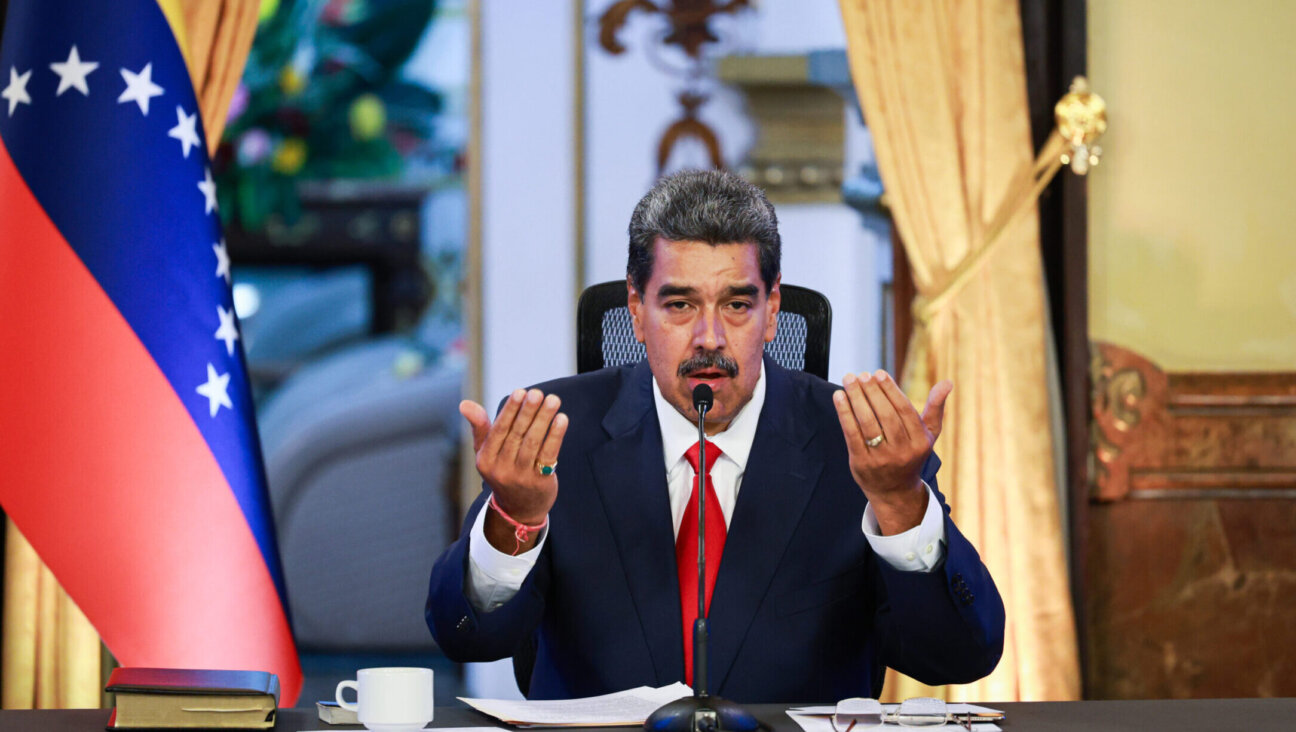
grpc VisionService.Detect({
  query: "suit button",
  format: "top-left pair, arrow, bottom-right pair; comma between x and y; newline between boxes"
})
456,616 -> 470,631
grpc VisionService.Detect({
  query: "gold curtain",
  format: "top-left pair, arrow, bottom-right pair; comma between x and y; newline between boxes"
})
0,0 -> 260,709
158,0 -> 261,155
1,521 -> 101,709
838,0 -> 1080,701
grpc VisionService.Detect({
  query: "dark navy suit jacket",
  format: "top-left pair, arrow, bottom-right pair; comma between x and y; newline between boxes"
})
427,356 -> 1004,702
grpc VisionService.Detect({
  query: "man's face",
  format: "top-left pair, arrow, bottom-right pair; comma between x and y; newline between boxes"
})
627,238 -> 780,434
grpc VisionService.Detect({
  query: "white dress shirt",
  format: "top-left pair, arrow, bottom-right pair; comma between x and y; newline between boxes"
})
466,364 -> 947,611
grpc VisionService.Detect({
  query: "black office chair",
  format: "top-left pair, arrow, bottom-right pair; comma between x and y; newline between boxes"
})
576,280 -> 832,380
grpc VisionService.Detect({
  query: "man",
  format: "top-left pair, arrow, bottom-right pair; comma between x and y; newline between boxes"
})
427,170 -> 1003,702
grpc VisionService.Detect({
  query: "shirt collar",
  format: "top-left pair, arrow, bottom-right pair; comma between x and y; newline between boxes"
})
652,361 -> 766,472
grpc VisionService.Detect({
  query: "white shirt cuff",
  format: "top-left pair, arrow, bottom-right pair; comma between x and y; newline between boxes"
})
861,481 -> 946,573
465,498 -> 548,611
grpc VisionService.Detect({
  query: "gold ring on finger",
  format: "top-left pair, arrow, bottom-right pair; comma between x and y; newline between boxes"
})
536,460 -> 558,477
865,434 -> 885,448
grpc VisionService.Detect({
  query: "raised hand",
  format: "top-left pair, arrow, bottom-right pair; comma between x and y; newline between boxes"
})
460,388 -> 569,553
831,370 -> 952,535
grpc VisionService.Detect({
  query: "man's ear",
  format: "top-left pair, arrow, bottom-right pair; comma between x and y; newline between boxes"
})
764,274 -> 781,343
626,277 -> 646,343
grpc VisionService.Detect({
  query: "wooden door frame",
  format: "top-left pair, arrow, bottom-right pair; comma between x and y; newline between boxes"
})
1020,0 -> 1090,692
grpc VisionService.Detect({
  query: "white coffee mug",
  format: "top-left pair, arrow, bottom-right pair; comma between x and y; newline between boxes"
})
336,667 -> 434,731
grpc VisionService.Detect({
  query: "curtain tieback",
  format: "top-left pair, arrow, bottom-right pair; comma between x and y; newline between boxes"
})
912,130 -> 1068,329
902,131 -> 1068,395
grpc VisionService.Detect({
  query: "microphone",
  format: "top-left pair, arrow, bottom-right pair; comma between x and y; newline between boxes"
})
689,384 -> 713,698
644,386 -> 757,732
692,383 -> 714,413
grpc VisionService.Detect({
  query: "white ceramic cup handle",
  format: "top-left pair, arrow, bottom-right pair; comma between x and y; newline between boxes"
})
335,679 -> 360,712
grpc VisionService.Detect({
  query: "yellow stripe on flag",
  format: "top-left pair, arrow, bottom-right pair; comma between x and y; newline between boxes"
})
155,0 -> 193,67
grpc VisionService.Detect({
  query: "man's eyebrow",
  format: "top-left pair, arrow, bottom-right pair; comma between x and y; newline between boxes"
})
724,284 -> 760,298
656,284 -> 697,299
655,283 -> 760,299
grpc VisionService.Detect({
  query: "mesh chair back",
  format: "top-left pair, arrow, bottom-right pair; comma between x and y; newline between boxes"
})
577,281 -> 831,380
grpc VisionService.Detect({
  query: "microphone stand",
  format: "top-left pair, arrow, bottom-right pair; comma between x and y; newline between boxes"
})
645,386 -> 760,732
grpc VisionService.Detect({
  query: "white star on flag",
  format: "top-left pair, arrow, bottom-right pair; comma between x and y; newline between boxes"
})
196,364 -> 232,417
213,239 -> 231,283
168,106 -> 201,158
214,306 -> 240,356
2,67 -> 32,117
50,45 -> 99,96
118,62 -> 163,115
198,167 -> 218,214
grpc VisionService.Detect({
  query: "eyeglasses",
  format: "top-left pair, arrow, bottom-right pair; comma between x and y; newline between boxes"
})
831,697 -> 999,730
889,698 -> 961,729
830,697 -> 882,731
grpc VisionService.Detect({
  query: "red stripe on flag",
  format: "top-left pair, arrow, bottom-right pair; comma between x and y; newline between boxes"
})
0,136 -> 301,703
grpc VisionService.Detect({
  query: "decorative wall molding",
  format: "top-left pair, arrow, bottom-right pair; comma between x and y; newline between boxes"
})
597,0 -> 752,176
715,54 -> 845,203
1086,341 -> 1296,699
1089,341 -> 1296,501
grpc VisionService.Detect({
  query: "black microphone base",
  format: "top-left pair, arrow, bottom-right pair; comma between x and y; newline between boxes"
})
644,693 -> 761,732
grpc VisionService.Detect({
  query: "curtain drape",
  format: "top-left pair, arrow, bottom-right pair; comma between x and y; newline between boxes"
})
0,0 -> 260,709
159,0 -> 260,155
1,521 -> 101,709
838,0 -> 1080,701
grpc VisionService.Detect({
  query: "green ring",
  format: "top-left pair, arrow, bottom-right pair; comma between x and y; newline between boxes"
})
539,464 -> 555,476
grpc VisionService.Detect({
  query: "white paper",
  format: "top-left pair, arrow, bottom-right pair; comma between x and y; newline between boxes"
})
458,683 -> 693,728
787,703 -> 1003,732
300,728 -> 495,732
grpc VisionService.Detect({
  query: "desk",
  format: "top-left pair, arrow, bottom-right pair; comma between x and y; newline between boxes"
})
5,699 -> 1295,732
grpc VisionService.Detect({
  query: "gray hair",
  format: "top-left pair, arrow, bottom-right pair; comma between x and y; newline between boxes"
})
627,169 -> 781,294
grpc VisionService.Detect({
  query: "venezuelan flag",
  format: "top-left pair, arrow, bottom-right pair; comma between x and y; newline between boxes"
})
0,0 -> 301,703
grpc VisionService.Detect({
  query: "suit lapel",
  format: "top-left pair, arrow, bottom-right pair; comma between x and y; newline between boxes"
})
589,360 -> 683,684
707,358 -> 823,694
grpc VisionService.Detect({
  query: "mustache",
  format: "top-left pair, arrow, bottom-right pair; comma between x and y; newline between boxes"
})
677,350 -> 739,378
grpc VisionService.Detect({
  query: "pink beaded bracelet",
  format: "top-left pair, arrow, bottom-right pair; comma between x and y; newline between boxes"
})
489,494 -> 549,555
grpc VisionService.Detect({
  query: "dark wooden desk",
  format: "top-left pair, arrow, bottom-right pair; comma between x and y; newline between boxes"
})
5,699 -> 1295,732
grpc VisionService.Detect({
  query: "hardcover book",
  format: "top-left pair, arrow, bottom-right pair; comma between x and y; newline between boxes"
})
105,667 -> 279,729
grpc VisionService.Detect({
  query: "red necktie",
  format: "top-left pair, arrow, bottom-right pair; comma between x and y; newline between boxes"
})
676,440 -> 726,687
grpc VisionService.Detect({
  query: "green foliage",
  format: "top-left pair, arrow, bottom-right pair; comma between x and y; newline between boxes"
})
216,0 -> 441,232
